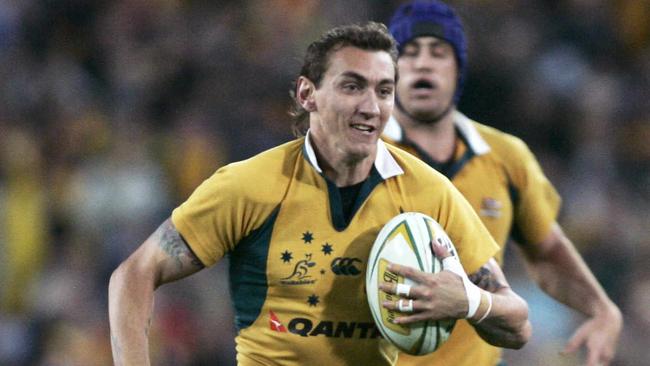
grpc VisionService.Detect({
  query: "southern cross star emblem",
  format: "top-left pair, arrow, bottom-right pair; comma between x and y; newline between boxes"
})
307,294 -> 320,307
280,250 -> 293,263
321,243 -> 333,255
302,231 -> 314,244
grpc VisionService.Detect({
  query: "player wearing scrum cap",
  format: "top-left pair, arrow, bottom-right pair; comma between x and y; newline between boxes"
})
384,1 -> 622,366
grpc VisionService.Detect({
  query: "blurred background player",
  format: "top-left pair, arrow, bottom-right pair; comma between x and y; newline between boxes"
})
383,1 -> 622,366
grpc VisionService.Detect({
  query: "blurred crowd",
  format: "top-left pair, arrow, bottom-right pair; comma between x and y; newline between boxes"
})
0,1 -> 648,365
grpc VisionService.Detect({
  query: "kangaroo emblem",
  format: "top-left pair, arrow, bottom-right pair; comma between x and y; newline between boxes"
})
282,254 -> 316,280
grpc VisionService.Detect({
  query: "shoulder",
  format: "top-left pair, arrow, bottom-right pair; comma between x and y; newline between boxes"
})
468,120 -> 542,177
385,142 -> 451,185
384,143 -> 460,206
471,120 -> 555,200
200,139 -> 303,202
225,138 -> 302,175
471,121 -> 531,158
381,135 -> 419,158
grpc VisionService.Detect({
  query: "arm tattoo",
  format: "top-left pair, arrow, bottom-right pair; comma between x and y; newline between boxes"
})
468,265 -> 507,292
157,220 -> 205,270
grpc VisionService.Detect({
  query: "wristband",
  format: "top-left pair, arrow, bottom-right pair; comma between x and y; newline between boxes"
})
474,292 -> 493,324
442,256 -> 481,318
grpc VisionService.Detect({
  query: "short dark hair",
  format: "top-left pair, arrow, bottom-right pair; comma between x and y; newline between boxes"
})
289,21 -> 398,137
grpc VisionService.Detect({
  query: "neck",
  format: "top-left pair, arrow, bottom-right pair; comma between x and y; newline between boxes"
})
323,161 -> 373,187
393,107 -> 457,162
310,138 -> 375,187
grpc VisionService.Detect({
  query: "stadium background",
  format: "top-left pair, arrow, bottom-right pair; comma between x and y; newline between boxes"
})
0,0 -> 648,365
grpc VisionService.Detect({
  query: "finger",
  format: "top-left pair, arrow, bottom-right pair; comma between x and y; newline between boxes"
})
585,349 -> 604,366
378,281 -> 411,297
396,283 -> 411,297
561,327 -> 588,355
586,342 -> 613,366
398,298 -> 414,313
380,282 -> 429,301
430,242 -> 465,276
430,240 -> 451,258
440,254 -> 465,277
382,298 -> 420,313
387,262 -> 429,283
378,281 -> 396,295
392,312 -> 437,324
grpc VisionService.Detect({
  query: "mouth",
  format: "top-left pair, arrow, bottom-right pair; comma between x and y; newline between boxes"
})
411,79 -> 435,90
350,123 -> 377,134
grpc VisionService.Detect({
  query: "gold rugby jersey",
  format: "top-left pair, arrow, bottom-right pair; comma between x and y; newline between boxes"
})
384,112 -> 561,366
172,132 -> 499,366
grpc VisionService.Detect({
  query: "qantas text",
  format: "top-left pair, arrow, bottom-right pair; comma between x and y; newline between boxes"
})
286,318 -> 382,339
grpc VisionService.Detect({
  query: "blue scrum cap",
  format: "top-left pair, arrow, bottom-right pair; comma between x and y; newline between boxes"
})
388,0 -> 467,104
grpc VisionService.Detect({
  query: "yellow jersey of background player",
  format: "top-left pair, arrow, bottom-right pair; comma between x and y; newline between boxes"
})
385,1 -> 620,365
383,112 -> 558,366
384,112 -> 561,264
172,135 -> 498,365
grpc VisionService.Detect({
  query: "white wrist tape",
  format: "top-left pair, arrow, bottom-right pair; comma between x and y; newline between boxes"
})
442,256 -> 481,318
475,292 -> 493,324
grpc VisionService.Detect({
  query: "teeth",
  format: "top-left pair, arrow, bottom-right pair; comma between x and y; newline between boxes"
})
352,124 -> 373,132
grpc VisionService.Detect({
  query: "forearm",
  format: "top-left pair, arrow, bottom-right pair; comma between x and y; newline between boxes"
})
384,247 -> 532,349
470,288 -> 531,349
465,258 -> 531,348
523,226 -> 617,318
520,224 -> 622,363
108,218 -> 206,365
108,262 -> 156,366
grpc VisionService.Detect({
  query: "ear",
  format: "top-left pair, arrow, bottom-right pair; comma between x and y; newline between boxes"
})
296,76 -> 317,112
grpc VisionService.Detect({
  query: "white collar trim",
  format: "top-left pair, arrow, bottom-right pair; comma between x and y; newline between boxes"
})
384,111 -> 491,155
454,111 -> 490,155
304,130 -> 404,179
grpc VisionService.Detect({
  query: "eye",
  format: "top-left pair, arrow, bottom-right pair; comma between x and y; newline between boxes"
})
401,43 -> 419,58
378,87 -> 394,98
431,44 -> 454,59
342,83 -> 361,92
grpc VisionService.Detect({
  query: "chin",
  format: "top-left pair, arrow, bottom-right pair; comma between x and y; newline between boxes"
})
345,145 -> 374,162
415,113 -> 445,124
406,102 -> 452,122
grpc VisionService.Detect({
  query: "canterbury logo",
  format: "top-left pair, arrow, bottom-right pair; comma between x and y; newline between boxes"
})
330,257 -> 362,276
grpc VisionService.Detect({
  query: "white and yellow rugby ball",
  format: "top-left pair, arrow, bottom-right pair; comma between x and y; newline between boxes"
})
366,212 -> 456,355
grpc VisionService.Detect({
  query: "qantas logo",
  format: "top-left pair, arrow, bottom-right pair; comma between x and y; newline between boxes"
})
269,311 -> 287,332
269,312 -> 380,339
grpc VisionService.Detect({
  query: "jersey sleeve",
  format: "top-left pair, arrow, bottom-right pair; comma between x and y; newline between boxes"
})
171,162 -> 280,267
507,139 -> 562,246
406,172 -> 499,274
390,144 -> 500,275
434,180 -> 500,274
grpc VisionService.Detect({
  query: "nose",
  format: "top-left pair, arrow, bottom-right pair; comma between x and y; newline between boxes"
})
413,51 -> 433,71
358,90 -> 381,119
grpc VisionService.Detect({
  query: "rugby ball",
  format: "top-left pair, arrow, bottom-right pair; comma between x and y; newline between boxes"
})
366,212 -> 457,355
